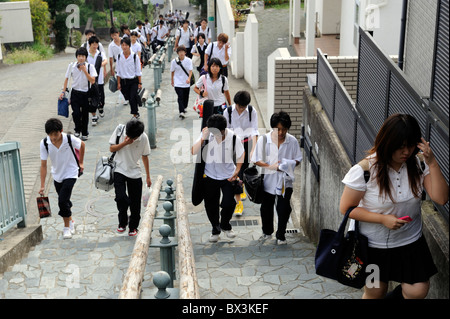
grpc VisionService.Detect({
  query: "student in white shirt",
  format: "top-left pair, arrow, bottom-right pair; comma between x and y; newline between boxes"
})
340,113 -> 448,299
194,18 -> 212,44
204,33 -> 231,77
116,37 -> 143,119
223,91 -> 259,215
153,20 -> 170,47
108,27 -> 122,77
191,114 -> 245,242
134,20 -> 149,45
252,112 -> 302,245
87,36 -> 107,124
170,45 -> 193,119
191,33 -> 208,73
60,47 -> 97,140
175,20 -> 194,58
109,120 -> 152,237
130,31 -> 142,62
39,118 -> 85,239
83,29 -> 106,76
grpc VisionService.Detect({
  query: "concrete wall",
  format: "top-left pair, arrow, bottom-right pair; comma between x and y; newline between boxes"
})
0,1 -> 34,44
269,53 -> 358,139
216,0 -> 235,42
244,14 -> 259,89
299,87 -> 449,299
231,32 -> 245,79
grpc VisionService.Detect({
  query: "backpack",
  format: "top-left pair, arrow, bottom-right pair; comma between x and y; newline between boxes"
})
43,135 -> 82,177
226,105 -> 253,125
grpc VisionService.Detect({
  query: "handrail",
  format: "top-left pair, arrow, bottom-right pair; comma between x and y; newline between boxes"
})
176,174 -> 200,299
119,175 -> 164,299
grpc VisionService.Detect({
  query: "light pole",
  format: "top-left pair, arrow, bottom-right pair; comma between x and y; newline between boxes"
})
109,0 -> 114,27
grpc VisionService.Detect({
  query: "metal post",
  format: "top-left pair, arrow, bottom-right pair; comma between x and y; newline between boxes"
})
146,94 -> 157,149
152,271 -> 179,299
150,224 -> 178,288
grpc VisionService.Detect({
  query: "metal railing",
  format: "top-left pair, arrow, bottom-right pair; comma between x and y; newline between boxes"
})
0,142 -> 27,235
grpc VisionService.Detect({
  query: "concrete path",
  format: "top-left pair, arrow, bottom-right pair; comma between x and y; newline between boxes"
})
0,1 -> 362,300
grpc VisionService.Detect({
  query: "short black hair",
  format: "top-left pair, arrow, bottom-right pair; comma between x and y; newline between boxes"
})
84,29 -> 94,36
45,118 -> 63,134
207,114 -> 227,132
120,24 -> 129,33
136,20 -> 143,26
110,27 -> 119,35
126,119 -> 145,139
233,91 -> 251,107
176,45 -> 187,53
121,37 -> 131,47
130,31 -> 139,37
197,32 -> 206,41
88,35 -> 99,45
75,46 -> 88,58
270,111 -> 291,129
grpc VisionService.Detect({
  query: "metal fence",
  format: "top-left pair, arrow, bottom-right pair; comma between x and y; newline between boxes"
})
315,28 -> 449,222
0,142 -> 27,235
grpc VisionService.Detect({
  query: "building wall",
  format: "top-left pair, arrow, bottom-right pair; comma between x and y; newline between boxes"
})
0,1 -> 34,44
403,0 -> 438,97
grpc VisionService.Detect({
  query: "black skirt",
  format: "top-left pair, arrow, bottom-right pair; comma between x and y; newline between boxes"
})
367,235 -> 438,284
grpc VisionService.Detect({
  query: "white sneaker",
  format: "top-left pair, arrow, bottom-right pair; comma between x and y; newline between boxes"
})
123,101 -> 129,105
259,234 -> 272,240
277,239 -> 287,245
179,112 -> 185,119
209,234 -> 220,242
91,116 -> 98,126
63,227 -> 72,239
69,220 -> 75,235
223,230 -> 236,238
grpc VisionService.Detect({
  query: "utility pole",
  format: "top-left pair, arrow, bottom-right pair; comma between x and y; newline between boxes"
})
109,0 -> 114,27
207,0 -> 216,41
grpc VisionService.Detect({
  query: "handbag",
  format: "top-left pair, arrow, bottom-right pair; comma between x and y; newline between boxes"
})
315,206 -> 369,289
192,44 -> 201,67
193,75 -> 207,116
94,124 -> 125,191
57,97 -> 69,118
109,76 -> 118,93
36,195 -> 51,218
243,135 -> 267,204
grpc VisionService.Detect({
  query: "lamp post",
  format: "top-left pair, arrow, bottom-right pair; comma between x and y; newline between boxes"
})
109,0 -> 114,27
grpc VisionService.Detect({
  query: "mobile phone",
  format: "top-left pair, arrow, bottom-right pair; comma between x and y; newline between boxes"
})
399,216 -> 413,222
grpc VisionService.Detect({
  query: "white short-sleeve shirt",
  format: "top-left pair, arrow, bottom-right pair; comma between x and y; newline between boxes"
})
108,40 -> 122,62
195,74 -> 229,106
342,154 -> 429,248
176,27 -> 193,48
40,133 -> 82,183
87,50 -> 106,85
251,132 -> 302,194
109,125 -> 151,179
170,57 -> 193,88
116,52 -> 142,79
65,62 -> 98,92
205,42 -> 231,66
223,104 -> 259,139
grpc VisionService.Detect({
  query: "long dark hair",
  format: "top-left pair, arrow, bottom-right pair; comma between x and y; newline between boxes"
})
368,113 -> 422,202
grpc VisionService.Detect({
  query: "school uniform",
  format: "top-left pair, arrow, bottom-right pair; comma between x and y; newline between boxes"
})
194,26 -> 212,44
195,74 -> 229,114
170,57 -> 193,114
87,50 -> 107,114
205,42 -> 232,77
40,133 -> 82,218
133,26 -> 148,44
251,132 -> 302,241
108,40 -> 122,64
155,25 -> 169,47
65,62 -> 98,136
176,27 -> 194,57
195,129 -> 245,235
109,126 -> 151,231
191,42 -> 207,73
116,51 -> 142,116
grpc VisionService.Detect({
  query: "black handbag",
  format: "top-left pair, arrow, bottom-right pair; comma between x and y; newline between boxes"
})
315,206 -> 369,289
243,135 -> 267,204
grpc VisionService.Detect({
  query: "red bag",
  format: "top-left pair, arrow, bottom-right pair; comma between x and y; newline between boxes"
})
37,196 -> 51,218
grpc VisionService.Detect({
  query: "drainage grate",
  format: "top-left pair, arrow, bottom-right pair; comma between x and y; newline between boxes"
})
286,229 -> 300,234
230,219 -> 259,227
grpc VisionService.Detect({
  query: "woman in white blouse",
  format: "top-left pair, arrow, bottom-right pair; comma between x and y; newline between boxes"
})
340,113 -> 448,299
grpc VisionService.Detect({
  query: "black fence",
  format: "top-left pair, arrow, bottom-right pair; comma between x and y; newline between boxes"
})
315,27 -> 449,222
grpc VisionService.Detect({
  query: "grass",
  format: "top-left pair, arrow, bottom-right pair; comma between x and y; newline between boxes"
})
3,42 -> 54,65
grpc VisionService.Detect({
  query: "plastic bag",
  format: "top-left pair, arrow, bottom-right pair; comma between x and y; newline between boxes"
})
142,187 -> 152,207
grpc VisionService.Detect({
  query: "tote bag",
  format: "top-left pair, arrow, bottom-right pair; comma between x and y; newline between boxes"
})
57,97 -> 69,118
36,196 -> 51,218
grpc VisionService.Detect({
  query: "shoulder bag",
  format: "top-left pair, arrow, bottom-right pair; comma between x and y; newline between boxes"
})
243,135 -> 267,204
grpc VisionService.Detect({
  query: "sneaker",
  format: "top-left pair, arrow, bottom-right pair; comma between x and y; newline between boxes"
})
124,101 -> 129,105
179,112 -> 185,119
74,132 -> 80,138
129,229 -> 139,236
91,116 -> 98,126
240,192 -> 247,201
223,230 -> 236,238
209,234 -> 220,242
259,234 -> 272,240
63,227 -> 72,239
69,220 -> 75,235
81,135 -> 89,141
98,108 -> 105,117
234,201 -> 243,215
277,239 -> 287,245
117,226 -> 126,233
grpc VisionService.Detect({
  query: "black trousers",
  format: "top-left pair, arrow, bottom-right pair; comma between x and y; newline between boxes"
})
71,90 -> 89,136
98,83 -> 105,110
203,177 -> 236,235
120,77 -> 139,115
260,188 -> 293,241
174,87 -> 190,113
114,172 -> 143,230
54,178 -> 77,218
237,139 -> 252,181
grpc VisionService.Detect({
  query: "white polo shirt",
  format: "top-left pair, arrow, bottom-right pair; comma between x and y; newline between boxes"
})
223,104 -> 259,139
176,27 -> 193,48
116,52 -> 142,79
342,153 -> 429,249
155,25 -> 169,41
108,40 -> 122,62
197,128 -> 245,181
131,42 -> 142,55
195,74 -> 229,106
194,26 -> 212,43
170,57 -> 193,88
40,133 -> 82,183
87,50 -> 106,85
65,62 -> 98,92
205,42 -> 232,66
109,126 -> 151,179
251,132 -> 302,195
